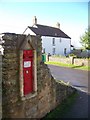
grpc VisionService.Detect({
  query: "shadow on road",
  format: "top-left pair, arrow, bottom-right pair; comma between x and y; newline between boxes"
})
42,90 -> 90,118
46,64 -> 89,118
61,90 -> 89,118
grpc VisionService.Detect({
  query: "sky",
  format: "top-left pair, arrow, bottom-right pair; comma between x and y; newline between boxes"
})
0,0 -> 89,48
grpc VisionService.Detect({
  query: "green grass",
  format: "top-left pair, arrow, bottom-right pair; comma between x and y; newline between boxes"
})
42,92 -> 78,119
45,61 -> 90,71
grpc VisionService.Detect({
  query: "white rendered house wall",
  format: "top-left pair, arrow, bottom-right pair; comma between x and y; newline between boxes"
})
42,36 -> 71,55
42,36 -> 52,54
23,28 -> 36,36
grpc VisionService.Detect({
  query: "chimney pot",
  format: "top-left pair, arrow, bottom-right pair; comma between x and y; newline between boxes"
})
56,22 -> 60,29
33,16 -> 37,25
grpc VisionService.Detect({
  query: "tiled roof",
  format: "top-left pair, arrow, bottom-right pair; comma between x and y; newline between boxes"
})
28,24 -> 71,39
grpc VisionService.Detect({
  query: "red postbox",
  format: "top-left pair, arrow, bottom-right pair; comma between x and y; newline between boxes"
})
23,50 -> 34,95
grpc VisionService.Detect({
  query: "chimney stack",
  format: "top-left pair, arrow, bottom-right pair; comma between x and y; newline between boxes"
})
33,16 -> 37,25
56,22 -> 60,29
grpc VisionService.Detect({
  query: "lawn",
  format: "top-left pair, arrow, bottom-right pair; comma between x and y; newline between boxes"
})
45,61 -> 90,71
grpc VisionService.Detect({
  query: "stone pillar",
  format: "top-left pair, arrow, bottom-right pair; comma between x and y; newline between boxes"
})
70,56 -> 74,64
2,33 -> 24,118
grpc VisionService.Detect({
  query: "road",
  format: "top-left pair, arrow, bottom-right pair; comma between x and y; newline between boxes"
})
48,65 -> 89,118
48,65 -> 89,93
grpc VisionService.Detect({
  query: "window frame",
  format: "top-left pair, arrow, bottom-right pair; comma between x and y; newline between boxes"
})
52,38 -> 55,46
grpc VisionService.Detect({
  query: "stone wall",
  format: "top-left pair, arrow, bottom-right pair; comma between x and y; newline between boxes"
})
74,58 -> 89,66
2,33 -> 75,118
49,56 -> 90,66
2,33 -> 23,118
49,56 -> 71,64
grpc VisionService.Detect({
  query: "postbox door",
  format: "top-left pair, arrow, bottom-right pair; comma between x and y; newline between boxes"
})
23,50 -> 33,95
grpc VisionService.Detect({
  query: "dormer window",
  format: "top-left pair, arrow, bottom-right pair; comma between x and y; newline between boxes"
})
52,38 -> 55,46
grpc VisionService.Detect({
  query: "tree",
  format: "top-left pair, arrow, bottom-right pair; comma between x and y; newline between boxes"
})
80,28 -> 90,50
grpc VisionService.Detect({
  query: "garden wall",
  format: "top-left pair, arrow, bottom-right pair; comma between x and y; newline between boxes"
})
49,56 -> 90,66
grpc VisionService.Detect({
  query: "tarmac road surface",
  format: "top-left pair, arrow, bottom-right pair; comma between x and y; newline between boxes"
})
48,65 -> 89,93
48,64 -> 89,118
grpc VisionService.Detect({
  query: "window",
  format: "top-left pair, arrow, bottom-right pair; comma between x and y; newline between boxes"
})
64,48 -> 67,56
60,38 -> 62,43
53,48 -> 56,55
52,38 -> 55,46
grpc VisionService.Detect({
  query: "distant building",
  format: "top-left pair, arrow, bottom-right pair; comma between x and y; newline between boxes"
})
23,16 -> 71,56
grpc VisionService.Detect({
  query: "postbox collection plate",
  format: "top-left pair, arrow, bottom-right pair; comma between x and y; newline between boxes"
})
24,61 -> 31,68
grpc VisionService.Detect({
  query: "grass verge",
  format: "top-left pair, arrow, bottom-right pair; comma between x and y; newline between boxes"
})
45,61 -> 90,71
42,91 -> 78,119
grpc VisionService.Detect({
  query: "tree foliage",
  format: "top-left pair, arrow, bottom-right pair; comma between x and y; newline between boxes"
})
80,28 -> 90,50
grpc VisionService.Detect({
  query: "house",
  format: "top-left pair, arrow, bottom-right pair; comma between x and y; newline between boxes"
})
23,16 -> 71,56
